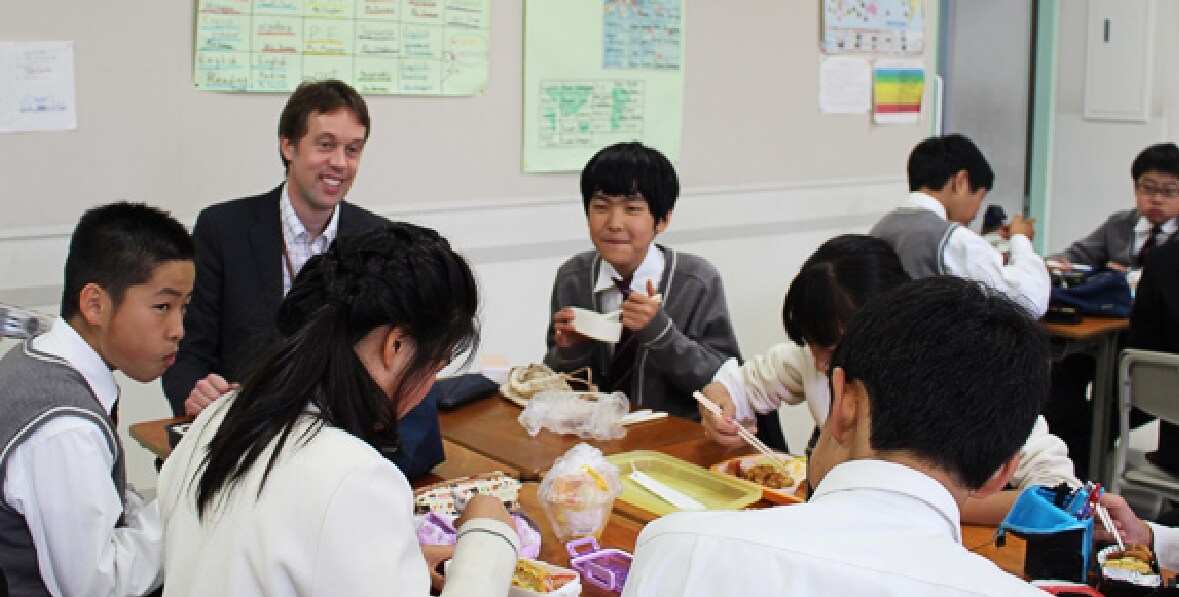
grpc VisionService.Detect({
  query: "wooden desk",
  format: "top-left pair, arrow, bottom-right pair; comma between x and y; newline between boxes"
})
128,415 -> 191,460
437,397 -> 709,481
1043,316 -> 1130,485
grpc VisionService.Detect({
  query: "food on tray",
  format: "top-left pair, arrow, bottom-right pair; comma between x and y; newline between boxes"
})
511,559 -> 578,593
1104,545 -> 1155,574
739,462 -> 794,489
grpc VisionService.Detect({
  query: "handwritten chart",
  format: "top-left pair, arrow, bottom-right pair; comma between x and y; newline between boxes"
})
0,41 -> 77,133
193,0 -> 491,95
523,0 -> 684,172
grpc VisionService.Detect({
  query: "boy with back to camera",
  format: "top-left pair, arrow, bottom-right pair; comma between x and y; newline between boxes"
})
623,277 -> 1050,596
0,202 -> 195,596
871,134 -> 1051,318
545,142 -> 741,420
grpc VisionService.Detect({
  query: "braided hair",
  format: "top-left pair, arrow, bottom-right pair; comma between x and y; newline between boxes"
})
195,222 -> 479,517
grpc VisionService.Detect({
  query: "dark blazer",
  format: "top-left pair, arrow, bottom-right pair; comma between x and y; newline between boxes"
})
1128,240 -> 1179,471
1053,209 -> 1178,269
162,185 -> 445,479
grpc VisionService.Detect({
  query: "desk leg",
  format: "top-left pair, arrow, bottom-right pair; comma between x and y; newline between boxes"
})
1088,332 -> 1119,485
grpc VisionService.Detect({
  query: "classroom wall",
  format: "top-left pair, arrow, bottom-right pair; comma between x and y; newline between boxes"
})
0,1 -> 937,492
1045,0 -> 1179,254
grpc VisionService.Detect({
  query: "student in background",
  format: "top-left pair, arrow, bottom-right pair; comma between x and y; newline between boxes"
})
545,142 -> 743,421
624,277 -> 1050,596
0,203 -> 195,596
159,224 -> 519,596
871,134 -> 1050,317
162,80 -> 444,480
700,235 -> 1077,525
1050,142 -> 1179,272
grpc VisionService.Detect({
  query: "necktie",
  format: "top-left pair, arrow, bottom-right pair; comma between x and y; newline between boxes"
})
1138,225 -> 1163,266
610,276 -> 637,396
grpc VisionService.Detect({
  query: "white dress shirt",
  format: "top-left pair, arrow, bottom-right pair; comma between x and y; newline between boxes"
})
159,392 -> 519,596
1133,215 -> 1179,255
280,189 -> 341,295
713,342 -> 1078,489
623,459 -> 1046,597
1150,522 -> 1179,571
3,317 -> 163,597
593,243 -> 665,316
905,192 -> 1051,317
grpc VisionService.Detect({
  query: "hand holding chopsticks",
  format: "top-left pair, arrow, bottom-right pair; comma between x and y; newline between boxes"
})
693,390 -> 794,479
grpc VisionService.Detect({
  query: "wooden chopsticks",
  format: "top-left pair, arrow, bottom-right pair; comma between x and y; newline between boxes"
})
693,391 -> 795,479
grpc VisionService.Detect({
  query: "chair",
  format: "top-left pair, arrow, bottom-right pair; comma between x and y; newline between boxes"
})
1111,349 -> 1179,517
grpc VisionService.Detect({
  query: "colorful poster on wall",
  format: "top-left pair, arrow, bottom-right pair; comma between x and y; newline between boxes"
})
821,0 -> 924,54
523,0 -> 685,172
192,0 -> 491,95
872,59 -> 924,124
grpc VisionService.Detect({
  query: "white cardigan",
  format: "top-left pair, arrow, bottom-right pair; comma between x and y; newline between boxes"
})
713,342 -> 1079,489
158,394 -> 519,596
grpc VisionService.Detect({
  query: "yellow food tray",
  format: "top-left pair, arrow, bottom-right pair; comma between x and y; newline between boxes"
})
606,450 -> 761,517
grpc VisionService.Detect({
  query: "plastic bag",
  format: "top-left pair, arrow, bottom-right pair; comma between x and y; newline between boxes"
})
537,443 -> 623,542
517,390 -> 629,440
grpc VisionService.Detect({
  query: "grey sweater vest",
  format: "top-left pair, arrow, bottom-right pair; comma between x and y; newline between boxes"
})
0,342 -> 125,597
870,208 -> 961,279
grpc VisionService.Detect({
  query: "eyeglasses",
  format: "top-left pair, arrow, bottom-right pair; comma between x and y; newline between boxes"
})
1135,180 -> 1179,199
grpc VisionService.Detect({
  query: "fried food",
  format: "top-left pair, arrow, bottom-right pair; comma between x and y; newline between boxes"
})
1105,544 -> 1156,574
739,463 -> 793,489
512,559 -> 577,592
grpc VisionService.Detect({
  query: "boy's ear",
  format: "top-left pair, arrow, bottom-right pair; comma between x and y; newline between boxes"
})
971,453 -> 1021,500
828,367 -> 864,445
952,169 -> 972,194
78,283 -> 110,327
655,210 -> 672,234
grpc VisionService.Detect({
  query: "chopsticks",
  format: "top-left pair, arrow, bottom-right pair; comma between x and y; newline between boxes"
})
1095,503 -> 1125,552
693,391 -> 794,479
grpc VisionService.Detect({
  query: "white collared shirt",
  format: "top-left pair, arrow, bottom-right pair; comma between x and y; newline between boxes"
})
281,187 -> 341,295
623,459 -> 1045,596
3,317 -> 163,596
905,192 -> 1051,317
1133,215 -> 1179,256
594,244 -> 665,318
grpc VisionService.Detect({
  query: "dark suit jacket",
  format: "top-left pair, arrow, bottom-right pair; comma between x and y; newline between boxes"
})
1053,209 -> 1178,269
1129,240 -> 1179,470
162,185 -> 444,479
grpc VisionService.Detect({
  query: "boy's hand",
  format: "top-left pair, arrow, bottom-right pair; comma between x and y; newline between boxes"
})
456,493 -> 515,530
184,373 -> 239,416
1105,261 -> 1129,272
621,280 -> 661,332
1097,493 -> 1154,547
699,381 -> 754,448
552,307 -> 588,348
1006,214 -> 1036,240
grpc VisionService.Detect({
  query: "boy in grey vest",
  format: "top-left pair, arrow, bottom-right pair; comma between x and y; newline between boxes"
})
0,203 -> 194,596
545,142 -> 742,421
870,134 -> 1050,317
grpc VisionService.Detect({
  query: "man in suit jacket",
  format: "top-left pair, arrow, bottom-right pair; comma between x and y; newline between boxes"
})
1051,143 -> 1179,270
162,80 -> 444,479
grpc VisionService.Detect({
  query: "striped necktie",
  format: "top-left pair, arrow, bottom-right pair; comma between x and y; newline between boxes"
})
610,276 -> 637,396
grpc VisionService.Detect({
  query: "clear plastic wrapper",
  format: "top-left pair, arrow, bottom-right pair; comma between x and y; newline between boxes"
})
538,443 -> 622,542
517,390 -> 629,440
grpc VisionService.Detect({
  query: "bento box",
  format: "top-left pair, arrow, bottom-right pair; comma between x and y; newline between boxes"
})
709,453 -> 807,505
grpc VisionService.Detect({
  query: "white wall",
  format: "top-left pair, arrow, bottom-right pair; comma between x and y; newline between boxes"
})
1045,0 -> 1178,253
0,1 -> 934,492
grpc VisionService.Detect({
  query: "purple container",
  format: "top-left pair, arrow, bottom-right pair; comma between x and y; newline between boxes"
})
566,537 -> 632,594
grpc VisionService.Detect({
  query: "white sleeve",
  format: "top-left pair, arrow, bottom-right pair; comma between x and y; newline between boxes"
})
1150,522 -> 1179,572
3,418 -> 163,597
714,342 -> 811,422
312,459 -> 519,597
943,229 -> 1051,318
1012,416 -> 1080,489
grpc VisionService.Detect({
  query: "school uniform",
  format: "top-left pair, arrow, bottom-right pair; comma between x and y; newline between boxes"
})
158,392 -> 519,597
623,459 -> 1045,597
871,192 -> 1050,317
1125,240 -> 1179,473
1052,208 -> 1178,269
714,342 -> 1078,489
0,318 -> 163,596
544,244 -> 741,419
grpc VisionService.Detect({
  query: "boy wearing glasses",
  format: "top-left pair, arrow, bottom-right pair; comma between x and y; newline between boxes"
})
1051,142 -> 1179,271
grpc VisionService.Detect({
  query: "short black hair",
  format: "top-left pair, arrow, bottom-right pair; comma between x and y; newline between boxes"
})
278,79 -> 370,170
580,142 -> 679,224
907,134 -> 995,193
1131,143 -> 1179,181
830,276 -> 1048,490
61,202 -> 195,319
783,235 -> 911,348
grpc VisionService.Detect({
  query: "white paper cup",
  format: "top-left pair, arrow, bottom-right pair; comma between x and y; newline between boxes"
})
570,307 -> 622,343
